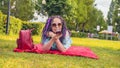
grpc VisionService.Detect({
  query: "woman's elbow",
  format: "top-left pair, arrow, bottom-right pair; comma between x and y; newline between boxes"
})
42,46 -> 50,52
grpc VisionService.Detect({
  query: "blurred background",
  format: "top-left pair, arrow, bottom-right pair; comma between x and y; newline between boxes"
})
0,0 -> 120,40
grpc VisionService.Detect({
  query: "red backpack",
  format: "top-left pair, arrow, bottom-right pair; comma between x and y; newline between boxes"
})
16,29 -> 34,50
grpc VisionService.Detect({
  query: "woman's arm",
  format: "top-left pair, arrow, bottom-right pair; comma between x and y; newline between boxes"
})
42,32 -> 56,51
55,39 -> 67,52
42,31 -> 66,52
42,37 -> 55,51
42,31 -> 71,52
55,31 -> 71,52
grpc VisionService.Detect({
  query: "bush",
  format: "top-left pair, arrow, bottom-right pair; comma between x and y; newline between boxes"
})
0,11 -> 6,34
71,31 -> 87,38
22,22 -> 45,35
9,17 -> 22,35
0,11 -> 45,35
0,11 -> 22,35
66,22 -> 76,31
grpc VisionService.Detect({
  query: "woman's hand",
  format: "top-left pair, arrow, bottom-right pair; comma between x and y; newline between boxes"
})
55,33 -> 62,39
47,31 -> 56,37
48,31 -> 62,38
48,31 -> 62,40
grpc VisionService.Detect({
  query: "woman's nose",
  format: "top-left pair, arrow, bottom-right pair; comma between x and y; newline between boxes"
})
56,25 -> 59,28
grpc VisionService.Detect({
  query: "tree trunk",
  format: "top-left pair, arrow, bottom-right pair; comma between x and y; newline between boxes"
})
82,23 -> 85,32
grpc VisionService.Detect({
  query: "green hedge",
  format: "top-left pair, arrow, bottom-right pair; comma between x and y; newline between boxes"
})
0,11 -> 6,34
9,17 -> 22,35
71,31 -> 87,38
0,11 -> 22,35
0,11 -> 45,35
22,22 -> 45,35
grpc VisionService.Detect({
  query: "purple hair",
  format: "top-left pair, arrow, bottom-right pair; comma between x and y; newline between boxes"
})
42,15 -> 68,43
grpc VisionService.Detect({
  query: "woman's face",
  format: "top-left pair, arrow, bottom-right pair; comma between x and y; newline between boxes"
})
51,18 -> 62,33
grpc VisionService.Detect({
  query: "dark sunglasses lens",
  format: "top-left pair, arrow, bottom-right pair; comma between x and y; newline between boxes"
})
52,24 -> 56,27
52,23 -> 62,27
58,23 -> 62,26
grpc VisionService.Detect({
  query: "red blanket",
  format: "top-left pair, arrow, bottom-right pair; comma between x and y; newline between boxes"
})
14,44 -> 98,59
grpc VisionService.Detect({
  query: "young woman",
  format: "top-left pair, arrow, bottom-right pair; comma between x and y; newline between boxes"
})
41,15 -> 72,52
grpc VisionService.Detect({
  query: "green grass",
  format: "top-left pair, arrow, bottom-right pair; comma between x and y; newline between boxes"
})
0,35 -> 120,68
72,37 -> 120,50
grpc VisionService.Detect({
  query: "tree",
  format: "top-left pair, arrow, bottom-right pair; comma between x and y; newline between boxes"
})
80,0 -> 94,32
66,0 -> 88,32
35,0 -> 71,17
13,0 -> 35,21
0,0 -> 35,21
112,0 -> 120,33
35,0 -> 106,33
67,0 -> 106,33
108,0 -> 120,33
0,0 -> 9,14
70,0 -> 95,32
107,0 -> 115,25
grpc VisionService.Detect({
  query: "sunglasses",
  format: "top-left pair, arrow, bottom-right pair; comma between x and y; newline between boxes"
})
51,23 -> 62,27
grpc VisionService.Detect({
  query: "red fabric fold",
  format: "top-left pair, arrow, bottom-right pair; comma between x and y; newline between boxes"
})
14,44 -> 98,59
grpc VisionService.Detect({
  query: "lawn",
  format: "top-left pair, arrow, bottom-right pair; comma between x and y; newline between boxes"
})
0,35 -> 120,68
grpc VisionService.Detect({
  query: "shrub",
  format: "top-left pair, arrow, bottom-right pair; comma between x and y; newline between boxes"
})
71,31 -> 87,38
0,11 -> 6,34
0,11 -> 22,35
66,22 -> 76,31
22,22 -> 45,35
0,11 -> 45,35
9,17 -> 22,35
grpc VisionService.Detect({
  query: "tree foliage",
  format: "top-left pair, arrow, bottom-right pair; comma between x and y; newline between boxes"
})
13,0 -> 35,21
66,0 -> 106,32
0,0 -> 9,14
43,0 -> 71,17
0,0 -> 106,33
36,0 -> 106,32
108,0 -> 120,33
0,0 -> 35,21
